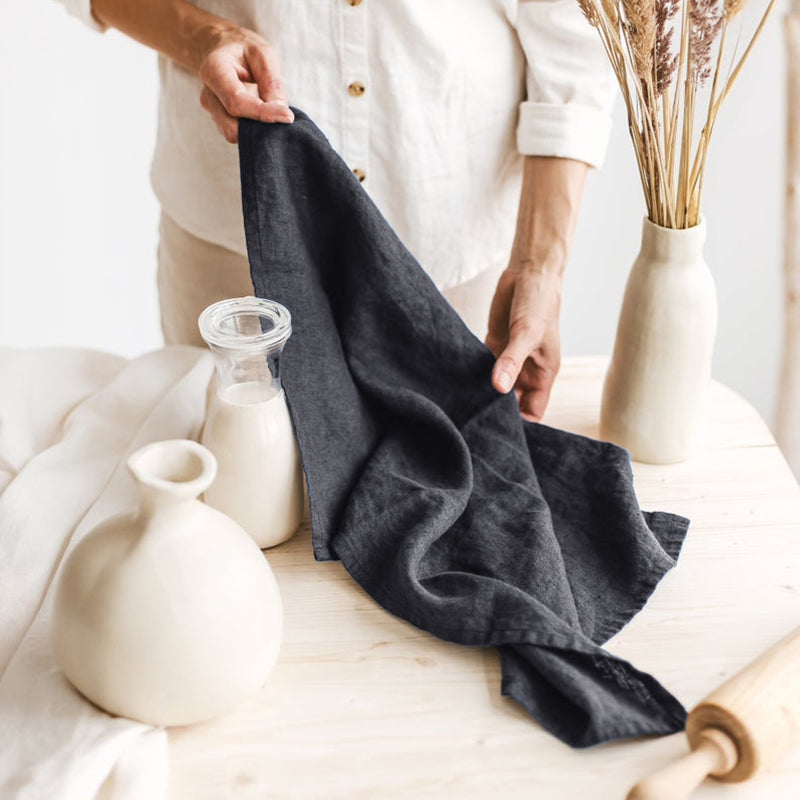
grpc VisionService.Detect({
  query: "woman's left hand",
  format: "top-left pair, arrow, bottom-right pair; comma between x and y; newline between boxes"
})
486,156 -> 587,421
485,263 -> 562,422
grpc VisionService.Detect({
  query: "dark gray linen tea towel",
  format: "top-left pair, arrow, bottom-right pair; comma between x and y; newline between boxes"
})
238,111 -> 690,748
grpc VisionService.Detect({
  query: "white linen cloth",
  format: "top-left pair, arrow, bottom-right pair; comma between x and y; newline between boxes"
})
56,0 -> 615,289
0,346 -> 214,800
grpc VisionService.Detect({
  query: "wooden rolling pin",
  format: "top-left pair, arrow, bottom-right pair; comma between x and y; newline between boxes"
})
628,626 -> 800,800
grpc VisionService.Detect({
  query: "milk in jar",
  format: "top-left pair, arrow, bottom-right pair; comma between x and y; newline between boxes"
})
198,297 -> 304,548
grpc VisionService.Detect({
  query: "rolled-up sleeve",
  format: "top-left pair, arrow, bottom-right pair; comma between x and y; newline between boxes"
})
514,0 -> 616,167
57,0 -> 107,32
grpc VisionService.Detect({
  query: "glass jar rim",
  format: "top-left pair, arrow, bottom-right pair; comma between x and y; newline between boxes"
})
198,296 -> 292,352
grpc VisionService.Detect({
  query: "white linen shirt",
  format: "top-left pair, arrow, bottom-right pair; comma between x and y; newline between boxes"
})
60,0 -> 615,290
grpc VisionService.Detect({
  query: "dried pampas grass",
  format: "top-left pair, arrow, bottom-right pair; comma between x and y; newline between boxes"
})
576,0 -> 776,227
623,0 -> 657,78
655,0 -> 680,96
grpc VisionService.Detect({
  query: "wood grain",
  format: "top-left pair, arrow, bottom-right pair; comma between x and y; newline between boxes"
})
776,12 -> 800,478
168,356 -> 800,800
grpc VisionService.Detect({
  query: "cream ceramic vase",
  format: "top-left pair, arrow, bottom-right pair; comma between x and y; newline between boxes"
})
51,439 -> 283,727
599,217 -> 717,464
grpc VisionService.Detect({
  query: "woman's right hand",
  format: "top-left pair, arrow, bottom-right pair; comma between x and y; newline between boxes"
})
197,24 -> 293,143
91,2 -> 292,142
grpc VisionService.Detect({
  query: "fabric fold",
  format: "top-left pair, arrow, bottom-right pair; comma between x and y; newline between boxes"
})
238,111 -> 690,747
0,346 -> 214,799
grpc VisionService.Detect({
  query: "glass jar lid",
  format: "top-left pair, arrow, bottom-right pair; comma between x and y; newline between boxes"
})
198,297 -> 292,353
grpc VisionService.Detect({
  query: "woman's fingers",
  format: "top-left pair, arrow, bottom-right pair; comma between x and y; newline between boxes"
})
485,269 -> 515,358
196,27 -> 293,142
246,42 -> 294,120
200,49 -> 292,125
517,359 -> 558,422
492,270 -> 545,392
200,85 -> 240,143
491,315 -> 546,394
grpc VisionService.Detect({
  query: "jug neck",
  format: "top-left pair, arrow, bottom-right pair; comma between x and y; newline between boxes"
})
127,439 -> 217,518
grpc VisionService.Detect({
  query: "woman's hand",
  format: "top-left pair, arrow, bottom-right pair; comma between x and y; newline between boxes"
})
486,264 -> 562,422
198,25 -> 293,143
486,156 -> 588,421
91,1 -> 293,143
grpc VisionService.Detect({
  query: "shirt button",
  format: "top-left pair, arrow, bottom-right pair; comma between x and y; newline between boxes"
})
348,81 -> 366,97
353,168 -> 366,182
346,0 -> 363,5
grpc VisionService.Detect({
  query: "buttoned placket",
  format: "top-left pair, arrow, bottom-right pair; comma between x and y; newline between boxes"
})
339,0 -> 369,184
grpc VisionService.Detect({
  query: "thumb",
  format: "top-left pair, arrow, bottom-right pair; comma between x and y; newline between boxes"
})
491,317 -> 544,394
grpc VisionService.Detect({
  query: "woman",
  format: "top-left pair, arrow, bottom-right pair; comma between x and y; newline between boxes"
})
60,0 -> 614,421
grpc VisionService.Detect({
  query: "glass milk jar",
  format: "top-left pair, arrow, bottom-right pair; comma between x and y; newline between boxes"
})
198,297 -> 304,549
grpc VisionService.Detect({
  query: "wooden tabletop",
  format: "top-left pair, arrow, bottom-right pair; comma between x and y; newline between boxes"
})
168,356 -> 800,800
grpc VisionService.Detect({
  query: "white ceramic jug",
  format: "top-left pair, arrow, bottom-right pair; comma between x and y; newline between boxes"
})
51,439 -> 283,726
600,217 -> 717,464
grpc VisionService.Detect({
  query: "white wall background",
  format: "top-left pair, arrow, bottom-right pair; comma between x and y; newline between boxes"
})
0,1 -> 786,422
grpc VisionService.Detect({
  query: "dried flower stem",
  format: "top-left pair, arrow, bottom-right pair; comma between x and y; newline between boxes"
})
687,20 -> 728,221
666,0 -> 689,189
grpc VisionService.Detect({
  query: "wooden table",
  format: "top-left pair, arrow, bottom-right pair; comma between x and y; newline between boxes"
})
168,356 -> 800,799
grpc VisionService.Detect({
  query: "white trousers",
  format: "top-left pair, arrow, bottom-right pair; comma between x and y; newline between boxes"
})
157,213 -> 503,347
